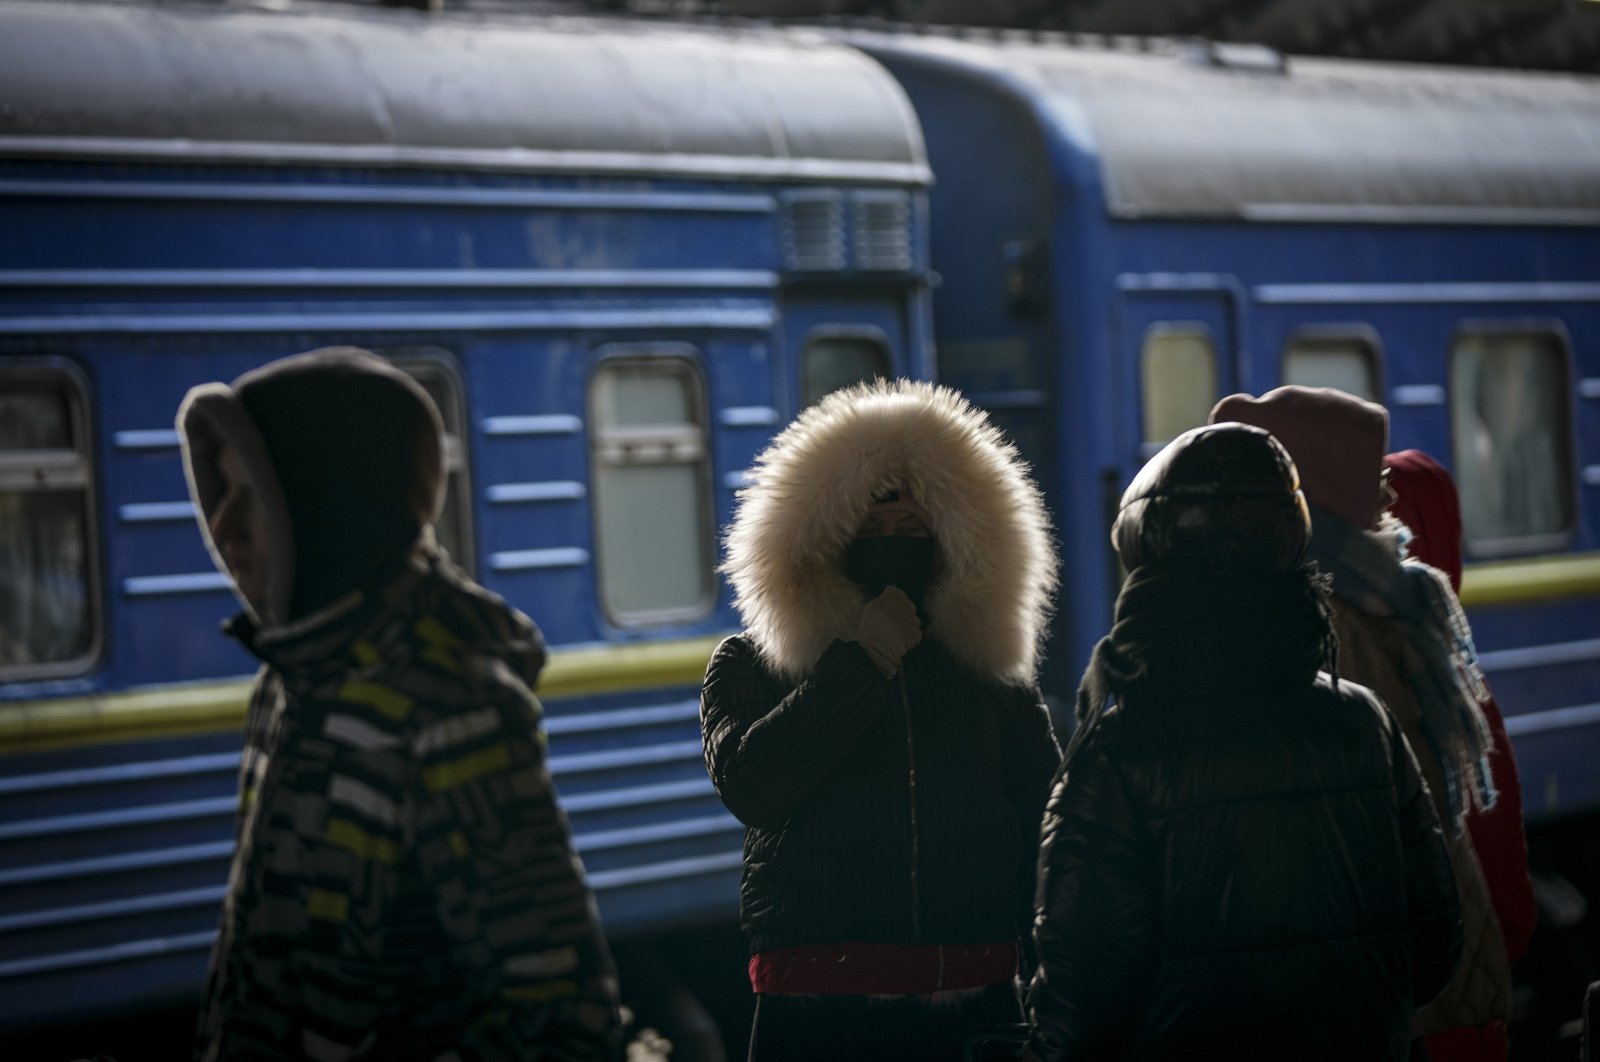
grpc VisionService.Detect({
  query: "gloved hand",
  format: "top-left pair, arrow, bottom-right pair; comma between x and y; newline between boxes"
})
853,586 -> 922,677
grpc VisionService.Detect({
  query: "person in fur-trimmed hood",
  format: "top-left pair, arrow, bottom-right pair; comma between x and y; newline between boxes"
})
179,347 -> 619,1062
1212,386 -> 1510,1051
700,379 -> 1061,1062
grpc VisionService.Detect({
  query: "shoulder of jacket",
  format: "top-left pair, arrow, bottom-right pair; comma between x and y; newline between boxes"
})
1307,672 -> 1404,739
708,632 -> 774,674
1051,715 -> 1140,810
1078,702 -> 1135,752
715,631 -> 756,654
1312,669 -> 1376,702
251,664 -> 281,697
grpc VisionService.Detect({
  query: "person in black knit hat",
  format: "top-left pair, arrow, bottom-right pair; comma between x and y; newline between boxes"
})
178,346 -> 619,1062
1027,422 -> 1461,1062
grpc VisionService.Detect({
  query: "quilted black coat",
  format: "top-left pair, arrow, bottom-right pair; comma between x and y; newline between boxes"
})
1030,423 -> 1462,1062
702,634 -> 1058,955
1030,675 -> 1461,1061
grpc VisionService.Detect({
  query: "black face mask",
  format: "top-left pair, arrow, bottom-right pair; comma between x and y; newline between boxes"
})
843,536 -> 939,612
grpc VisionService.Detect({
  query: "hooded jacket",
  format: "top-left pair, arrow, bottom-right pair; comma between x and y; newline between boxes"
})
1030,425 -> 1461,1062
700,380 -> 1060,961
179,348 -> 618,1062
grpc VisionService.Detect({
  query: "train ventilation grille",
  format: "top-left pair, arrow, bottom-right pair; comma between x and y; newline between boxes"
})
780,192 -> 846,272
852,191 -> 912,272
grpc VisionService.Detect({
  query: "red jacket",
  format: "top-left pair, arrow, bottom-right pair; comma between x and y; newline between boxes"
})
1386,450 -> 1537,1061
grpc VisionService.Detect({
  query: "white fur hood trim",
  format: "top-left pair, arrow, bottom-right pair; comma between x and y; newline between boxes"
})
722,379 -> 1057,685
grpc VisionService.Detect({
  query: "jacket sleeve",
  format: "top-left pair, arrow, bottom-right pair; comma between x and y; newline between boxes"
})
1468,693 -> 1536,965
700,634 -> 890,830
409,693 -> 620,1061
1028,732 -> 1154,1062
1003,686 -> 1062,952
1393,714 -> 1464,1008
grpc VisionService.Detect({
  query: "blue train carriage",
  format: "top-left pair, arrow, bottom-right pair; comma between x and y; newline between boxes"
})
0,0 -> 933,1031
856,33 -> 1600,818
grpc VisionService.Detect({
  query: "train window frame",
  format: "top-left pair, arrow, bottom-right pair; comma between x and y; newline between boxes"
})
0,357 -> 103,682
1448,322 -> 1578,559
800,326 -> 892,408
587,347 -> 717,628
1139,323 -> 1219,458
1280,325 -> 1385,402
382,347 -> 476,577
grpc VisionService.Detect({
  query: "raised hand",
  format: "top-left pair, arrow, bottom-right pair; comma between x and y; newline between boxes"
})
852,586 -> 922,678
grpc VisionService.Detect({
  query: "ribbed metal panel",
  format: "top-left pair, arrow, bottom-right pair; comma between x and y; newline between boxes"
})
780,191 -> 847,272
852,190 -> 913,272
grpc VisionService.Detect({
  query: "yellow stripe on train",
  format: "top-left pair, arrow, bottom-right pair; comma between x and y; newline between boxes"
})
0,634 -> 727,755
1460,552 -> 1600,610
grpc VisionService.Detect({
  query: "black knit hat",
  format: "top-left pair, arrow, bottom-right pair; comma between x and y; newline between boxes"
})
1112,423 -> 1311,573
233,347 -> 444,618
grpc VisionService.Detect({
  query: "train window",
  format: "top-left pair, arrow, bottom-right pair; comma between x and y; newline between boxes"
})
0,363 -> 99,678
589,354 -> 715,624
385,350 -> 475,576
1141,326 -> 1217,449
1282,331 -> 1381,401
1450,329 -> 1575,553
803,333 -> 890,407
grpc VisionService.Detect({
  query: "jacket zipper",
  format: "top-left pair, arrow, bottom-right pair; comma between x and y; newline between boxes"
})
899,671 -> 922,942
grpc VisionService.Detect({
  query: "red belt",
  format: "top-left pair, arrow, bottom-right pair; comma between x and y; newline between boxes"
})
749,941 -> 1018,995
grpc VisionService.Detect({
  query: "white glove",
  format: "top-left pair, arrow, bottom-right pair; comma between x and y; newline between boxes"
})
852,586 -> 922,678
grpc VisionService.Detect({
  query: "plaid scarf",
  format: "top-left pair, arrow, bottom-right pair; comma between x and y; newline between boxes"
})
1310,507 -> 1496,826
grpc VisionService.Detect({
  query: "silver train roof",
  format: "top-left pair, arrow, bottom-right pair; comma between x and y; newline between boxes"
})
857,33 -> 1600,223
0,1 -> 929,185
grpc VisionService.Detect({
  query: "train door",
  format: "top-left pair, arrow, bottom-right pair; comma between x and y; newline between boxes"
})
1101,288 -> 1241,618
1039,287 -> 1243,678
1113,288 -> 1241,478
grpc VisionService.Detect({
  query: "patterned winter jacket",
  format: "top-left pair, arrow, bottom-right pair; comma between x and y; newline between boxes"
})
195,549 -> 619,1062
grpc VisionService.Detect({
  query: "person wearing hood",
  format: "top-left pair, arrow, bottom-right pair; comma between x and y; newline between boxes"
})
1027,423 -> 1460,1062
1211,387 -> 1509,1052
700,380 -> 1061,1061
178,347 -> 619,1062
1386,448 -> 1536,1062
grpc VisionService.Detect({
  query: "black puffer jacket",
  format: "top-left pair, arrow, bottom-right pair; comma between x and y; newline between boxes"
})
703,634 -> 1057,953
1030,424 -> 1460,1062
704,381 -> 1063,963
1033,674 -> 1459,1061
